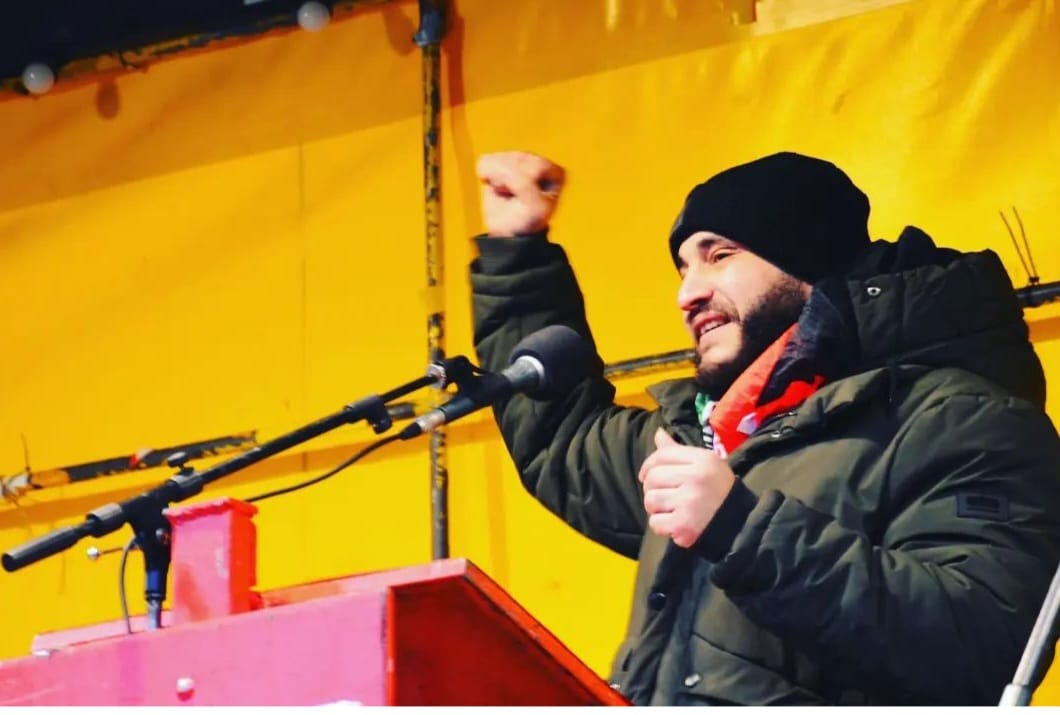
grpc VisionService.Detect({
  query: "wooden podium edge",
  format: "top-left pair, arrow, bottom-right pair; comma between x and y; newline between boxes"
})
381,559 -> 629,706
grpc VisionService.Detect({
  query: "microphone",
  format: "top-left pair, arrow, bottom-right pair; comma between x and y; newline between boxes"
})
399,325 -> 592,439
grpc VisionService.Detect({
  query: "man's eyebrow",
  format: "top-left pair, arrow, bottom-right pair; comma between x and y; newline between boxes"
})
679,235 -> 737,268
698,236 -> 742,253
696,236 -> 722,252
687,236 -> 725,258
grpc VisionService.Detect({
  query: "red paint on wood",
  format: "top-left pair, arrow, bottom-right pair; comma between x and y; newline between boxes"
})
385,562 -> 627,705
1,590 -> 387,706
165,497 -> 259,625
5,496 -> 625,706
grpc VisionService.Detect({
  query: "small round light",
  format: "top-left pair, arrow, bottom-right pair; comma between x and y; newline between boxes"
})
22,63 -> 55,95
297,1 -> 331,32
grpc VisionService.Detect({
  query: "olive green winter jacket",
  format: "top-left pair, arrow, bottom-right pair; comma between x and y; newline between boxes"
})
470,228 -> 1060,705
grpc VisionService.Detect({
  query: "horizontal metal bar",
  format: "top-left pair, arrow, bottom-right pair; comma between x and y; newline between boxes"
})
1016,281 -> 1060,308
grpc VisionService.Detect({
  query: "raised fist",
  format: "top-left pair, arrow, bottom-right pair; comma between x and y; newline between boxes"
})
477,151 -> 566,237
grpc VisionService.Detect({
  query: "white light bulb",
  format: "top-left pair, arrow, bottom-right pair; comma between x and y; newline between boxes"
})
297,1 -> 330,32
22,63 -> 55,95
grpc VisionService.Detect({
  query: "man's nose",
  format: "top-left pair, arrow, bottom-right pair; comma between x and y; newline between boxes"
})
678,266 -> 713,313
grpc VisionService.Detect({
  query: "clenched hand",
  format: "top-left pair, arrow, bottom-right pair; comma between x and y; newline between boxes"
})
639,428 -> 737,548
477,151 -> 566,237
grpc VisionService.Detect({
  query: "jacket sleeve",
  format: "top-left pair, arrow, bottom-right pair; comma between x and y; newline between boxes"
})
471,232 -> 660,558
700,393 -> 1060,704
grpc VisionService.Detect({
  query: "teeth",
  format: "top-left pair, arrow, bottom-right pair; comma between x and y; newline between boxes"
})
698,320 -> 726,338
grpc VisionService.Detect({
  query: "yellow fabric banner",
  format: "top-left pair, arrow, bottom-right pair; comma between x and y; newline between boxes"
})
0,0 -> 1057,701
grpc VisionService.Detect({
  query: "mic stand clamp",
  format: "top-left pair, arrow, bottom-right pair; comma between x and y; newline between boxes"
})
429,355 -> 476,390
345,394 -> 392,435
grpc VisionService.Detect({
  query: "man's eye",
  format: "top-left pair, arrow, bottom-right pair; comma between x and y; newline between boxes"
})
710,250 -> 735,263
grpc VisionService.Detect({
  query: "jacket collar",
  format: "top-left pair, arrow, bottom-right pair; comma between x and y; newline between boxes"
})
646,367 -> 886,447
647,379 -> 704,447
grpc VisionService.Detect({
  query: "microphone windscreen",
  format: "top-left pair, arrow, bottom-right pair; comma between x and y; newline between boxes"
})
508,325 -> 594,400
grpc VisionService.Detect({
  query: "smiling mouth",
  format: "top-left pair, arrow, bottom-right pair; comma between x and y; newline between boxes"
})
690,311 -> 731,342
696,319 -> 728,340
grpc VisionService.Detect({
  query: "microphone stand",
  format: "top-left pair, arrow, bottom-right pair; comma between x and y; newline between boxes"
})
1000,561 -> 1060,705
2,358 -> 473,630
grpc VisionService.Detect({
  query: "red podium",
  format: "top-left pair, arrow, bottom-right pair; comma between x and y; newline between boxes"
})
0,498 -> 627,706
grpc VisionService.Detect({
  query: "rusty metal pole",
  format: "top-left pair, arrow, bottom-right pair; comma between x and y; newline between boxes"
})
414,0 -> 449,561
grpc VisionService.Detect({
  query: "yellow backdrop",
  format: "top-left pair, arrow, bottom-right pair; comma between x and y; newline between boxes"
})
1,0 -> 1058,702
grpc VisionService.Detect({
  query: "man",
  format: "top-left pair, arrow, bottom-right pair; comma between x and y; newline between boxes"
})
469,150 -> 1060,705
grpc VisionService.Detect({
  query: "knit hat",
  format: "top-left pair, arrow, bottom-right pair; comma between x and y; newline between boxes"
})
668,152 -> 871,283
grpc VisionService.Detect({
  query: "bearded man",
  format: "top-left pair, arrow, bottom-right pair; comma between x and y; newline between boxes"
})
469,150 -> 1060,705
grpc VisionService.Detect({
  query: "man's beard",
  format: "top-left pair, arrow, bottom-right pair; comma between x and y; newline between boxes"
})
693,279 -> 808,399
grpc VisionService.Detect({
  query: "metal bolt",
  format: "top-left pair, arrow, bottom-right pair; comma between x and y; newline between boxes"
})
155,528 -> 170,545
175,677 -> 195,696
770,430 -> 783,439
86,545 -> 124,560
684,673 -> 702,687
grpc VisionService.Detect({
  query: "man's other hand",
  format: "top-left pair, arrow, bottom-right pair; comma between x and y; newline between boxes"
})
639,428 -> 737,548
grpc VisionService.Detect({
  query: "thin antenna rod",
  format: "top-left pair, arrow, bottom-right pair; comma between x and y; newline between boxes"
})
1012,206 -> 1039,284
1000,210 -> 1033,283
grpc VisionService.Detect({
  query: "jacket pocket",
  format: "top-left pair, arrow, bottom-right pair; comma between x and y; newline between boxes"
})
675,632 -> 828,706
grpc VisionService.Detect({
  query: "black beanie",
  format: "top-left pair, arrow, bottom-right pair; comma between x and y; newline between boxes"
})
668,152 -> 871,284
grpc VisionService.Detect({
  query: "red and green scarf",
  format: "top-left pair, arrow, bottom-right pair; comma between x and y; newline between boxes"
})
696,324 -> 826,457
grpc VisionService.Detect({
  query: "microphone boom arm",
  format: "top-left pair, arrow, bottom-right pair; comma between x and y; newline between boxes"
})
1,359 -> 468,629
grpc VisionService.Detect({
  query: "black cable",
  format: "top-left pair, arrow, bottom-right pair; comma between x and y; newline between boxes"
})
118,536 -> 138,634
246,433 -> 403,504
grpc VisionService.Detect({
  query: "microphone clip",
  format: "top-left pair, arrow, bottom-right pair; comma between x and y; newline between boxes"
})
427,355 -> 479,390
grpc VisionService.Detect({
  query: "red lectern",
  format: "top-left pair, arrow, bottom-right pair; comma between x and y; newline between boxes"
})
0,498 -> 627,706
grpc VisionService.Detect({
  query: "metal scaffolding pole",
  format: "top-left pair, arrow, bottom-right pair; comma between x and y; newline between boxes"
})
414,0 -> 449,561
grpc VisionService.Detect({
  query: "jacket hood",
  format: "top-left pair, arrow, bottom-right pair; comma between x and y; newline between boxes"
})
808,226 -> 1044,407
